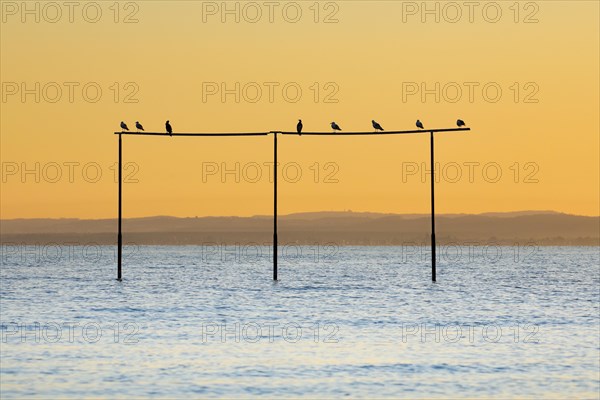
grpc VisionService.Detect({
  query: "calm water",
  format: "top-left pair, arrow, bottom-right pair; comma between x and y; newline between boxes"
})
1,245 -> 599,398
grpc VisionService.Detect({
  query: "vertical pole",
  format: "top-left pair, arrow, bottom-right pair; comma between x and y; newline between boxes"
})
430,131 -> 436,282
273,133 -> 278,280
117,133 -> 122,281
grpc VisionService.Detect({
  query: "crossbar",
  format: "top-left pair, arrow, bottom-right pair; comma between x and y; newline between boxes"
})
113,127 -> 470,137
113,132 -> 269,136
276,127 -> 470,135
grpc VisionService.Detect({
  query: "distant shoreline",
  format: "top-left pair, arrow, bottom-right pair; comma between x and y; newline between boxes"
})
1,211 -> 598,247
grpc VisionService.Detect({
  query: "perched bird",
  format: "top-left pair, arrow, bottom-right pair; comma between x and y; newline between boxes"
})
166,120 -> 172,136
120,121 -> 129,131
331,122 -> 342,132
416,120 -> 424,129
297,119 -> 303,136
135,121 -> 144,132
372,120 -> 384,132
457,119 -> 466,127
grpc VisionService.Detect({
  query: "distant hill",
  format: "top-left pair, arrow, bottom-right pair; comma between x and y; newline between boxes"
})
1,211 -> 598,245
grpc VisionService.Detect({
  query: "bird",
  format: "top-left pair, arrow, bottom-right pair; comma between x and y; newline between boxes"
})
135,121 -> 144,132
331,122 -> 342,132
416,120 -> 424,129
457,119 -> 466,127
297,119 -> 303,136
166,120 -> 172,136
372,120 -> 384,132
120,121 -> 129,131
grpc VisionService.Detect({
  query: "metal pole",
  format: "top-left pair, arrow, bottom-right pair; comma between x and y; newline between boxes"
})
117,133 -> 122,281
430,131 -> 436,282
273,133 -> 278,280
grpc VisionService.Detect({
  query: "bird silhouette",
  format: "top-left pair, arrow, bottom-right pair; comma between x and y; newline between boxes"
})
416,120 -> 424,129
166,120 -> 172,136
120,121 -> 129,131
135,121 -> 144,132
372,120 -> 384,132
331,122 -> 342,132
457,119 -> 466,127
297,119 -> 303,136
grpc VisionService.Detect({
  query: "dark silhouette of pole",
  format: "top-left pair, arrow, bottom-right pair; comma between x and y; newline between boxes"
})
430,131 -> 436,282
117,133 -> 122,281
273,132 -> 278,280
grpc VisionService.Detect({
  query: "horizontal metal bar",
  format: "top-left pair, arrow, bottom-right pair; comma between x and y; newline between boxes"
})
277,127 -> 470,135
114,127 -> 470,137
113,132 -> 270,136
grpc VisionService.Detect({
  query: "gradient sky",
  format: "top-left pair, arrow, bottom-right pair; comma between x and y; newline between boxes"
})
1,1 -> 599,218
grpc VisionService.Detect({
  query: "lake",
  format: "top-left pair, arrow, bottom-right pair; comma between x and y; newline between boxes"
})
1,245 -> 599,398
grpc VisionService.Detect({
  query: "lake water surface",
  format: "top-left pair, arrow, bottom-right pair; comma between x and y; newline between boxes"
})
1,245 -> 599,398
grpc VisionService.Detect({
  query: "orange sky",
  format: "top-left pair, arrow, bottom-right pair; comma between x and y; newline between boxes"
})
1,1 -> 599,218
